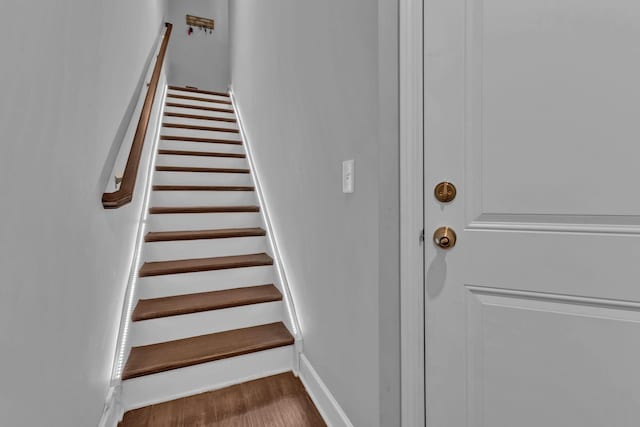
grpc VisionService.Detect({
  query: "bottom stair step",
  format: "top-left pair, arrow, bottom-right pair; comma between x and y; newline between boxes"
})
122,322 -> 294,380
121,346 -> 293,410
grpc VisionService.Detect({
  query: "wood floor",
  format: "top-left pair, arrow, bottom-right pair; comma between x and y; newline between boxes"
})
119,372 -> 326,427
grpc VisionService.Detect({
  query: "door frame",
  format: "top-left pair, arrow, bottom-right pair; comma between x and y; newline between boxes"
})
399,0 -> 425,425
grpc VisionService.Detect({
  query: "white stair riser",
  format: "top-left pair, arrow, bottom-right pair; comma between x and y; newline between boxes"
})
148,212 -> 263,231
150,190 -> 257,207
159,140 -> 244,154
163,116 -> 238,130
142,236 -> 267,262
167,90 -> 230,103
162,127 -> 242,141
164,106 -> 236,120
166,97 -> 233,110
136,265 -> 275,299
162,123 -> 239,135
130,301 -> 285,346
121,346 -> 295,410
153,171 -> 253,187
156,154 -> 248,169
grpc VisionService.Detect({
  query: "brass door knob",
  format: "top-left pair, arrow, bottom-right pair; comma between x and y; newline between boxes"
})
434,182 -> 457,203
433,227 -> 457,249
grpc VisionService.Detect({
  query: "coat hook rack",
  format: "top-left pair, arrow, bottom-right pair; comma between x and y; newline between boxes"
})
186,14 -> 214,32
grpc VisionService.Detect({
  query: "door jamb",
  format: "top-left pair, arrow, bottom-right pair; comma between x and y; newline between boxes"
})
399,0 -> 425,425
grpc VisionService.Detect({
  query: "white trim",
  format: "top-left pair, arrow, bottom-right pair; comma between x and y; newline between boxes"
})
400,0 -> 425,425
111,82 -> 168,381
466,285 -> 640,310
228,89 -> 304,370
468,216 -> 640,235
97,385 -> 123,427
298,354 -> 354,427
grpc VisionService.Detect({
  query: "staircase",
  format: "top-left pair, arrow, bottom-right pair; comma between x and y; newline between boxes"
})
120,85 -> 297,410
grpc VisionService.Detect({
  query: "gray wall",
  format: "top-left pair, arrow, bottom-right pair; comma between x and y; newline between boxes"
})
166,0 -> 230,91
0,1 -> 166,426
229,2 -> 400,426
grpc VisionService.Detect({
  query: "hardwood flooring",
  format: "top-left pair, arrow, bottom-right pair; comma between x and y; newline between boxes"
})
118,372 -> 326,427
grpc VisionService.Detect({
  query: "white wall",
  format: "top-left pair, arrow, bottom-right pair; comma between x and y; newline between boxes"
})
230,2 -> 400,426
377,1 -> 401,424
166,0 -> 229,91
0,2 -> 166,426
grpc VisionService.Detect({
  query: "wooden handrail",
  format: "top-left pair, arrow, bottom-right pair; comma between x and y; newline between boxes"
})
102,23 -> 173,209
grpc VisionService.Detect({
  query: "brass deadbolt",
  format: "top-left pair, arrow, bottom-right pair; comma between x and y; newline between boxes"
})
434,181 -> 457,203
433,227 -> 457,250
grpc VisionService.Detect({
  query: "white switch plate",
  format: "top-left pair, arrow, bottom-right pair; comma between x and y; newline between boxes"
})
343,160 -> 355,193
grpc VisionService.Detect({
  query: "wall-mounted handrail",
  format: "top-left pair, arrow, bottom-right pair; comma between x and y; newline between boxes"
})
102,22 -> 173,209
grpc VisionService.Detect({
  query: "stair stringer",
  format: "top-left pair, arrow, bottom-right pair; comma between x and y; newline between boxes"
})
97,45 -> 170,427
229,90 -> 304,372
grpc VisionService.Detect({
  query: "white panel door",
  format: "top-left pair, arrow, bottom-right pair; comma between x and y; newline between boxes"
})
424,1 -> 640,426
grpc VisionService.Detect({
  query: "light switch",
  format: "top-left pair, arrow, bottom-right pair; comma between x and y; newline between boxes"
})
343,160 -> 355,193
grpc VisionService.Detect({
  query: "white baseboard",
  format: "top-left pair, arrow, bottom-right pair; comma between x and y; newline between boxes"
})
299,354 -> 354,427
97,385 -> 124,427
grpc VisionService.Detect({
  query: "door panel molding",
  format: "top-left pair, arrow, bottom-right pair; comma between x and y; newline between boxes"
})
466,284 -> 640,312
464,0 -> 640,230
466,285 -> 640,427
464,0 -> 485,231
468,213 -> 640,235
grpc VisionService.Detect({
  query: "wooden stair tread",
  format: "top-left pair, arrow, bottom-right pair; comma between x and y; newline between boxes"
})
132,284 -> 282,321
164,112 -> 237,122
158,149 -> 245,158
168,85 -> 230,97
156,166 -> 250,174
122,322 -> 293,380
165,102 -> 234,114
139,253 -> 273,277
163,123 -> 240,133
149,206 -> 260,214
160,135 -> 242,145
167,93 -> 233,105
145,227 -> 266,242
152,185 -> 254,191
